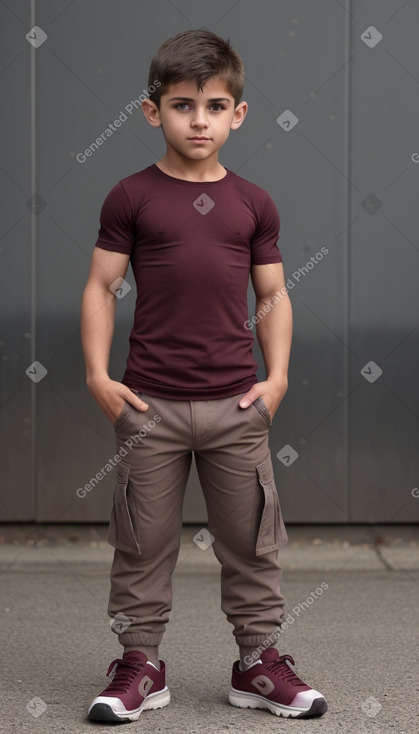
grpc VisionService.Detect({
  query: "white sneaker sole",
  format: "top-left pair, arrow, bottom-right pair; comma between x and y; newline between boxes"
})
228,686 -> 327,718
88,685 -> 170,722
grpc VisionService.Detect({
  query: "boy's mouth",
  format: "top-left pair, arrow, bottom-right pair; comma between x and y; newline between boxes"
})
188,136 -> 210,141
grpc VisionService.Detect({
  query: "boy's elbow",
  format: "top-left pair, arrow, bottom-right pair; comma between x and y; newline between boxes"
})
83,278 -> 116,302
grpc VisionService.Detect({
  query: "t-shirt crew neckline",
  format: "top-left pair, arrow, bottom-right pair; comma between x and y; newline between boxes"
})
150,163 -> 233,187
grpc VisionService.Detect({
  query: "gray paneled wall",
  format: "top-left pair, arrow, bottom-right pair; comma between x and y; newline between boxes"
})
1,0 -> 418,524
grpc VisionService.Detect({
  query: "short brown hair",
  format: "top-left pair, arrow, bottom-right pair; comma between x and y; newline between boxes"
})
148,29 -> 245,108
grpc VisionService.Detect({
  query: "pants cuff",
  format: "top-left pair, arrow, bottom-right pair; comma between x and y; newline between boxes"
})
236,630 -> 282,647
116,631 -> 163,647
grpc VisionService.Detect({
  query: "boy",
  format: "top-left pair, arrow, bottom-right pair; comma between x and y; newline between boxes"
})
81,29 -> 327,722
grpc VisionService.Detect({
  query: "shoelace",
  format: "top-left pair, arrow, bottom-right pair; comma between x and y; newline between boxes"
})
104,658 -> 145,694
264,654 -> 306,688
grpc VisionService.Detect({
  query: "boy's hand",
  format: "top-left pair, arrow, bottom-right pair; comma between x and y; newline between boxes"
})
86,375 -> 149,425
239,378 -> 288,422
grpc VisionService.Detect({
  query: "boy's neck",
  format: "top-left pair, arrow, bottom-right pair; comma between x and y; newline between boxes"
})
155,151 -> 227,182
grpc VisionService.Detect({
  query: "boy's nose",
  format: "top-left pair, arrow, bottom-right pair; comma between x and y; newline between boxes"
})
191,111 -> 209,128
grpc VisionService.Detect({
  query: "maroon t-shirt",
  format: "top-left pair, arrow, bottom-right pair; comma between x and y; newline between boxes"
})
94,164 -> 282,400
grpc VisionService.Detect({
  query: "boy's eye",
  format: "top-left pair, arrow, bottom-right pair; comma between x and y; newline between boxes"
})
173,103 -> 226,111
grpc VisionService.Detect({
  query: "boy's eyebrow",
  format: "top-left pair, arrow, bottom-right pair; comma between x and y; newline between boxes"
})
167,96 -> 231,103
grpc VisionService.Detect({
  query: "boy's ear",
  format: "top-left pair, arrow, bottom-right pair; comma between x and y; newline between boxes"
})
230,100 -> 248,131
142,98 -> 162,127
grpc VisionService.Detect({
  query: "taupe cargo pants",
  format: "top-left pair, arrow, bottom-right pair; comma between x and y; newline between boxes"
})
107,390 -> 288,648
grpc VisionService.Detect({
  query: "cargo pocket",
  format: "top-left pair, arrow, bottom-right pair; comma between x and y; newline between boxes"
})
255,453 -> 288,555
107,460 -> 141,556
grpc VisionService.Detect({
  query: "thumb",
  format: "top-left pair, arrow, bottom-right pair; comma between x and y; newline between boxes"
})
239,389 -> 259,409
126,389 -> 149,412
135,395 -> 149,411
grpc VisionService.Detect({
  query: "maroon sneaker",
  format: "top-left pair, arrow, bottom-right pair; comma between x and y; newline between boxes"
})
87,650 -> 170,722
229,648 -> 327,718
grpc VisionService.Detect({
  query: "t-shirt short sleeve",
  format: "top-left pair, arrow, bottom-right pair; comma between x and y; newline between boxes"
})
250,192 -> 282,265
94,181 -> 135,255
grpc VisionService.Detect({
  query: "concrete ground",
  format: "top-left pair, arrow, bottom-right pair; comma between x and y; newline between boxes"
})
1,523 -> 418,734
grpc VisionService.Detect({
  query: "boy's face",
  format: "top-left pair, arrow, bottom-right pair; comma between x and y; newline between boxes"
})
142,77 -> 247,161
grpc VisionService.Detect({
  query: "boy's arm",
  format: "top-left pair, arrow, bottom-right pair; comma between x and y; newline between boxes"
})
239,262 -> 292,420
80,247 -> 148,424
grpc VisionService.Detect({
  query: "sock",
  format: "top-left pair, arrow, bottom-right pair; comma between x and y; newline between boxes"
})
239,658 -> 262,671
123,645 -> 160,670
239,645 -> 265,671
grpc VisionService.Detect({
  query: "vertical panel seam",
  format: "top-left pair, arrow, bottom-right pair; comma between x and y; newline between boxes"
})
30,0 -> 36,520
344,0 -> 352,520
